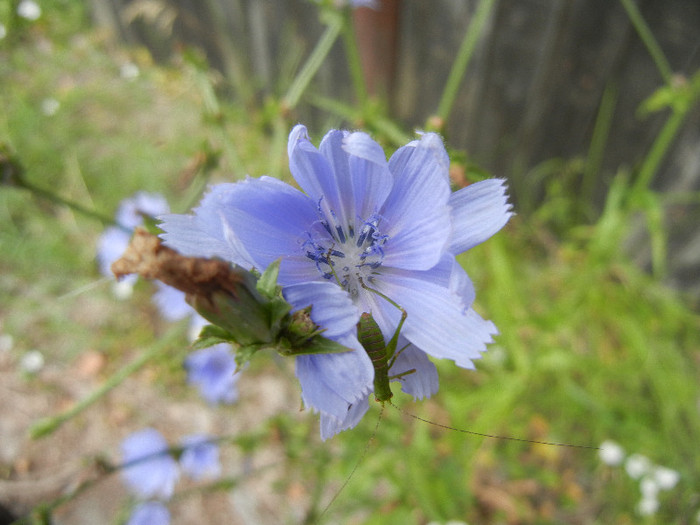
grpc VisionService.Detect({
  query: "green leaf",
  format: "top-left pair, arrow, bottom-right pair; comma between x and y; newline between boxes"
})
266,297 -> 293,337
638,84 -> 676,116
234,344 -> 275,368
278,335 -> 354,357
257,258 -> 281,299
191,324 -> 239,350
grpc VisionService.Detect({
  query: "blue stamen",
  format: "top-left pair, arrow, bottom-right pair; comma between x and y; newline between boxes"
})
302,210 -> 388,283
336,225 -> 346,244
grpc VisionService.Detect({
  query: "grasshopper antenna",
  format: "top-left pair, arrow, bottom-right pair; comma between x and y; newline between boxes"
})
316,404 -> 385,522
389,401 -> 600,450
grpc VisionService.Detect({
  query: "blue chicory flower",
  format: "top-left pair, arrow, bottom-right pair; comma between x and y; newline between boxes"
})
179,434 -> 221,481
184,345 -> 240,405
126,501 -> 171,525
97,193 -> 209,332
115,192 -> 170,231
152,282 -> 193,322
97,192 -> 170,289
121,428 -> 180,500
160,125 -> 512,439
152,281 -> 209,340
97,227 -> 135,282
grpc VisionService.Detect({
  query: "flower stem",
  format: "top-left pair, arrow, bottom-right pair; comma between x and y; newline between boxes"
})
29,328 -> 184,439
340,10 -> 369,108
633,102 -> 691,195
618,0 -> 673,83
14,175 -> 121,229
282,11 -> 344,111
581,81 -> 618,219
435,0 -> 497,123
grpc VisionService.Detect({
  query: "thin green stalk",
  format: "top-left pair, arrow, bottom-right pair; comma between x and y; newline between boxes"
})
17,177 -> 122,230
190,66 -> 245,181
308,95 -> 411,145
283,12 -> 344,110
436,0 -> 497,122
634,106 -> 690,194
189,63 -> 243,163
618,0 -> 673,83
582,82 -> 618,217
341,10 -> 369,107
644,193 -> 666,278
29,327 -> 185,439
201,0 -> 255,104
269,114 -> 289,179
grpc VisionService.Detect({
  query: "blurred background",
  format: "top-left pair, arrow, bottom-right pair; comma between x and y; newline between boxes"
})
1,0 -> 699,524
90,0 -> 700,295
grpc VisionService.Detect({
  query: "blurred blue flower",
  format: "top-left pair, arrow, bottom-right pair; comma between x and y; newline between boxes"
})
152,282 -> 193,322
152,281 -> 209,340
97,193 -> 208,326
126,501 -> 171,525
115,192 -> 170,230
184,345 -> 240,405
97,227 -> 136,283
179,434 -> 221,481
97,192 -> 170,289
121,428 -> 180,500
160,125 -> 512,439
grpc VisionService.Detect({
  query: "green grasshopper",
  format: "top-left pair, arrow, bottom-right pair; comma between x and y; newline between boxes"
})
356,279 -> 415,403
321,244 -> 415,403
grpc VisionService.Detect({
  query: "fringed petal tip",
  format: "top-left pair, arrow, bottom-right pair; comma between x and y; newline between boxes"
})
448,178 -> 514,254
319,397 -> 370,440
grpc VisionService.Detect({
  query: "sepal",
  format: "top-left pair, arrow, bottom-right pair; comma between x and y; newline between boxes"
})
256,258 -> 281,298
191,324 -> 238,350
188,277 -> 274,347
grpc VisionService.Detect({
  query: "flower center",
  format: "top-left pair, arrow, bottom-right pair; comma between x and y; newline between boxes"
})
302,203 -> 388,298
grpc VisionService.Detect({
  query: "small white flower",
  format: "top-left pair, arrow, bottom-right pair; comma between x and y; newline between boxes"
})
0,23 -> 7,40
599,440 -> 625,466
41,98 -> 60,116
20,350 -> 45,374
653,466 -> 680,490
484,345 -> 506,366
636,496 -> 659,516
625,453 -> 652,479
112,279 -> 135,300
120,62 -> 140,80
17,0 -> 41,21
640,477 -> 659,499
